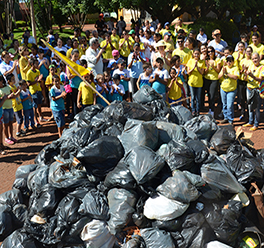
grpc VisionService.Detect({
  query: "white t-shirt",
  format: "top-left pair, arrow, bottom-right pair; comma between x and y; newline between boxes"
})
112,68 -> 130,78
110,83 -> 125,94
85,47 -> 103,76
52,46 -> 68,57
141,37 -> 154,59
197,33 -> 207,44
0,61 -> 19,86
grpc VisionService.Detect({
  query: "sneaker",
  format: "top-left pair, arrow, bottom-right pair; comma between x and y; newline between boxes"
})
40,117 -> 49,122
243,123 -> 253,127
220,119 -> 228,124
24,128 -> 29,133
250,126 -> 258,131
5,138 -> 14,145
36,123 -> 42,128
16,132 -> 25,137
10,137 -> 17,143
20,129 -> 26,134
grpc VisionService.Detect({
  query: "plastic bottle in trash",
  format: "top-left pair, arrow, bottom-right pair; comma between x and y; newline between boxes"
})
239,235 -> 259,248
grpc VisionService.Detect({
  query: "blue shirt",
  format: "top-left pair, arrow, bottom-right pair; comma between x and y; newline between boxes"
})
127,52 -> 145,78
50,85 -> 65,111
152,68 -> 170,94
70,76 -> 82,89
139,72 -> 151,88
20,89 -> 33,110
208,39 -> 228,58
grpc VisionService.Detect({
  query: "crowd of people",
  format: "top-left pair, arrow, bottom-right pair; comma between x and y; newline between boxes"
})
0,14 -> 263,155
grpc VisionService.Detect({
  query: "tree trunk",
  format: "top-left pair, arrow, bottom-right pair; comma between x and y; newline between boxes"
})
30,0 -> 37,42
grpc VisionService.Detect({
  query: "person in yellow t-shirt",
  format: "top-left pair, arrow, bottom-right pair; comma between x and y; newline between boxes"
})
163,32 -> 174,52
119,30 -> 133,62
218,55 -> 239,124
19,46 -> 31,80
77,73 -> 96,109
187,48 -> 206,116
26,58 -> 44,127
7,74 -> 25,137
167,67 -> 183,105
100,33 -> 117,60
172,36 -> 192,65
66,39 -> 84,58
242,53 -> 264,131
111,28 -> 120,45
203,46 -> 221,117
249,33 -> 264,60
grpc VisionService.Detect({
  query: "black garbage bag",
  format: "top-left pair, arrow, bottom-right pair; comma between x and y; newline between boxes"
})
186,139 -> 209,164
102,102 -> 127,124
78,189 -> 109,220
171,212 -> 213,248
226,144 -> 263,185
133,85 -> 162,104
104,122 -> 124,137
54,196 -> 82,241
24,215 -> 59,245
28,184 -> 64,218
0,204 -> 15,241
201,155 -> 245,194
184,115 -> 218,141
34,143 -> 58,166
124,146 -> 165,185
107,188 -> 137,235
122,235 -> 146,248
118,120 -> 159,153
1,229 -> 39,248
199,184 -> 222,201
48,160 -> 91,189
152,218 -> 182,232
170,105 -> 193,125
210,126 -> 236,154
104,160 -> 136,190
12,204 -> 28,225
141,227 -> 175,248
15,164 -> 38,179
0,189 -> 23,208
145,99 -> 171,121
157,140 -> 195,171
77,136 -> 124,177
27,166 -> 49,193
205,200 -> 243,245
156,121 -> 189,145
157,170 -> 205,203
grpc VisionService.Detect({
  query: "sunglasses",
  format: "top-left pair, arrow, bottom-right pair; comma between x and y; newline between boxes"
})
208,50 -> 213,53
177,40 -> 184,43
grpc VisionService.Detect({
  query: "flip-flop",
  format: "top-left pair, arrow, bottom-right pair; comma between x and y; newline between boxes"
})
0,148 -> 7,155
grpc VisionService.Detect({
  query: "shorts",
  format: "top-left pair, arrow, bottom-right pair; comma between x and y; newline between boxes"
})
14,110 -> 23,124
3,108 -> 14,124
32,91 -> 43,108
52,109 -> 65,128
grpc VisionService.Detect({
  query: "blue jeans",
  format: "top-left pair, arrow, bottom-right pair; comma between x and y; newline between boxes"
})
220,88 -> 237,123
23,108 -> 35,128
247,88 -> 261,127
189,86 -> 202,113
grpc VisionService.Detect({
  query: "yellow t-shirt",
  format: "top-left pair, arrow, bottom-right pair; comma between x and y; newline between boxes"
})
66,47 -> 85,58
165,40 -> 174,51
168,78 -> 183,100
26,69 -> 42,95
10,85 -> 23,112
220,66 -> 239,92
78,81 -> 95,105
119,39 -> 131,58
0,86 -> 12,109
247,64 -> 264,89
249,43 -> 264,57
100,40 -> 114,59
45,74 -> 54,91
111,34 -> 120,45
19,56 -> 31,80
239,58 -> 253,81
187,58 -> 206,87
204,58 -> 221,81
172,47 -> 192,65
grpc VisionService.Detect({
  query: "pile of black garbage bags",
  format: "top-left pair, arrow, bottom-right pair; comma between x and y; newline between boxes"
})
1,85 -> 264,248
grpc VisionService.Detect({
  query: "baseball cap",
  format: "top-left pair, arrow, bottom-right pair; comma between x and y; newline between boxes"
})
112,74 -> 120,80
226,55 -> 234,62
156,40 -> 166,47
112,50 -> 119,57
133,42 -> 140,48
212,29 -> 221,35
164,22 -> 170,28
164,32 -> 172,36
253,25 -> 258,29
99,13 -> 104,17
117,58 -> 125,64
129,29 -> 135,35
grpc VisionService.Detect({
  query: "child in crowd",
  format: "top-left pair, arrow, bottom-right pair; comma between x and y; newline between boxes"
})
149,58 -> 169,100
77,73 -> 96,109
136,62 -> 152,90
47,30 -> 55,45
0,75 -> 17,145
111,74 -> 125,101
60,62 -> 71,117
19,80 -> 35,132
186,48 -> 206,116
7,74 -> 25,137
45,64 -> 57,92
103,71 -> 113,101
26,58 -> 45,127
50,74 -> 66,137
113,59 -> 130,101
0,76 -> 8,154
167,67 -> 184,105
96,74 -> 108,107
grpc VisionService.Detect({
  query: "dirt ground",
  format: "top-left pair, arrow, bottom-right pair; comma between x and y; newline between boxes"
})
0,103 -> 264,195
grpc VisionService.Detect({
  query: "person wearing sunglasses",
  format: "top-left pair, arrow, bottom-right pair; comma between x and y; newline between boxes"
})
172,35 -> 192,66
208,29 -> 228,58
